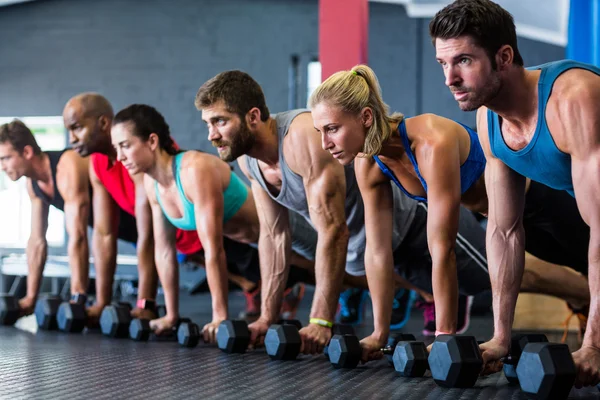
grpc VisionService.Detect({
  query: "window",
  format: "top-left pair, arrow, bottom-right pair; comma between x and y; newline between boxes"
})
306,60 -> 322,106
0,116 -> 66,248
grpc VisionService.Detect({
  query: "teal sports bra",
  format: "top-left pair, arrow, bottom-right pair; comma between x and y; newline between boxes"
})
155,152 -> 248,230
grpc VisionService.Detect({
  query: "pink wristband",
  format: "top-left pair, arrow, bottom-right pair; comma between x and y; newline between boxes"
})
435,330 -> 452,336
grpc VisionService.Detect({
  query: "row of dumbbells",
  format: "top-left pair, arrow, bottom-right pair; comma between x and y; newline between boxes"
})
0,295 -> 581,399
210,318 -> 579,400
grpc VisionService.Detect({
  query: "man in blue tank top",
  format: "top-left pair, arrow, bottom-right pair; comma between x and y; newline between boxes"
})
431,0 -> 600,388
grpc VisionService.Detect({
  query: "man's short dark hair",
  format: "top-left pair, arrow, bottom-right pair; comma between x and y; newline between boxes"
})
429,0 -> 524,67
0,119 -> 42,155
195,70 -> 270,121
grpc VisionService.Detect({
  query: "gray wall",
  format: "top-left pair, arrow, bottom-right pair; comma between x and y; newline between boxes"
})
0,0 -> 565,253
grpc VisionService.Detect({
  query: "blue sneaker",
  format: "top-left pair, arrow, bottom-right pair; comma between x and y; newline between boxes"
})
337,288 -> 368,326
389,289 -> 417,330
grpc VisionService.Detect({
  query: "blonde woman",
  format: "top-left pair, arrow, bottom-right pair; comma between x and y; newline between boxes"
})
309,64 -> 590,362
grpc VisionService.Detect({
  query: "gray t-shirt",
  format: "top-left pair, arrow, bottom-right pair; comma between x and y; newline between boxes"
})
245,109 -> 417,275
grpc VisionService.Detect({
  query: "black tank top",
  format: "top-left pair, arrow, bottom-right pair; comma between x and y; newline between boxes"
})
31,150 -> 94,226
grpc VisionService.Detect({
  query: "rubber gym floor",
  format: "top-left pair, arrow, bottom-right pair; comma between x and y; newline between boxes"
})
1,287 -> 599,400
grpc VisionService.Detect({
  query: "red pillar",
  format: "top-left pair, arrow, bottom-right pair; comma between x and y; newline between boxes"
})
319,0 -> 369,81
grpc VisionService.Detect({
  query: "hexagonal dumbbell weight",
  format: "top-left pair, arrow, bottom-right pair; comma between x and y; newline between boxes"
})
428,335 -> 483,388
264,319 -> 304,361
217,320 -> 250,354
129,318 -> 151,341
516,342 -> 576,400
324,324 -> 356,359
503,333 -> 548,384
177,321 -> 201,348
34,295 -> 63,330
100,302 -> 133,338
57,293 -> 88,333
0,295 -> 19,326
386,333 -> 416,366
392,339 -> 429,377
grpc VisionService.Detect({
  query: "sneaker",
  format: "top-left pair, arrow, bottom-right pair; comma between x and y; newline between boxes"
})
562,302 -> 588,343
456,295 -> 474,334
389,289 -> 417,330
416,300 -> 436,336
238,284 -> 261,322
337,288 -> 368,326
280,283 -> 306,320
417,295 -> 474,336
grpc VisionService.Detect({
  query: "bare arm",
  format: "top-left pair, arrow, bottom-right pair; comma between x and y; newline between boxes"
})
184,158 -> 228,322
144,175 -> 179,323
132,173 -> 157,301
24,180 -> 49,303
90,162 -> 119,301
417,134 -> 462,334
238,156 -> 291,324
355,159 -> 395,343
297,156 -> 348,325
477,108 -> 526,347
58,153 -> 91,296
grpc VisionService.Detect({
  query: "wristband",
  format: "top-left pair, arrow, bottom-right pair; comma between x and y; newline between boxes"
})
136,298 -> 156,311
435,330 -> 452,336
309,317 -> 334,328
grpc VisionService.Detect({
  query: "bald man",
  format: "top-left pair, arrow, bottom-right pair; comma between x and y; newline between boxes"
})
63,93 -> 163,321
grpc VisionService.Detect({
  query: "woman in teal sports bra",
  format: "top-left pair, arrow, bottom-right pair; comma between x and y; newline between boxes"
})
309,64 -> 591,358
110,104 -> 262,342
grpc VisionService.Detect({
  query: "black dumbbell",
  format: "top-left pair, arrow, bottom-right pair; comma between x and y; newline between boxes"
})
516,342 -> 576,400
34,295 -> 63,330
324,324 -> 356,359
428,335 -> 483,388
265,323 -> 302,360
100,302 -> 133,338
216,319 -> 250,353
129,316 -> 191,342
503,333 -> 548,384
177,321 -> 201,348
0,295 -> 19,326
56,293 -> 88,333
392,339 -> 429,377
328,334 -> 364,368
386,333 -> 417,366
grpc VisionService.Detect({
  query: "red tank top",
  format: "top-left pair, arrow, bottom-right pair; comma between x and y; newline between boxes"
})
90,153 -> 202,254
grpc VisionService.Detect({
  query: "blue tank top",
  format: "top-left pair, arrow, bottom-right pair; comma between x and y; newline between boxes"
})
373,118 -> 486,202
155,152 -> 249,230
487,60 -> 600,198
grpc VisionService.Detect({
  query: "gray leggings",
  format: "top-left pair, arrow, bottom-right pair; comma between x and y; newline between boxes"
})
394,203 -> 491,296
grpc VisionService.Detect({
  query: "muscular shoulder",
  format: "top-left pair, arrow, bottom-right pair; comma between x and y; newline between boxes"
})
180,150 -> 230,191
283,111 -> 337,177
407,114 -> 462,159
354,156 -> 387,189
56,150 -> 89,195
547,69 -> 600,155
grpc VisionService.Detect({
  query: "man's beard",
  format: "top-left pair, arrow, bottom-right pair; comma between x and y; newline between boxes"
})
212,123 -> 255,162
453,73 -> 502,112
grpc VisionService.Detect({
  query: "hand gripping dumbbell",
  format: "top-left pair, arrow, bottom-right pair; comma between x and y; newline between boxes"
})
327,332 -> 428,372
56,293 -> 88,333
34,295 -> 63,330
100,302 -> 133,338
129,315 -> 191,342
215,318 -> 301,355
503,333 -> 548,383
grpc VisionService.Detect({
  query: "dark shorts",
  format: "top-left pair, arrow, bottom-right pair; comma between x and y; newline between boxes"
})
201,238 -> 311,288
522,181 -> 589,274
393,203 -> 491,296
